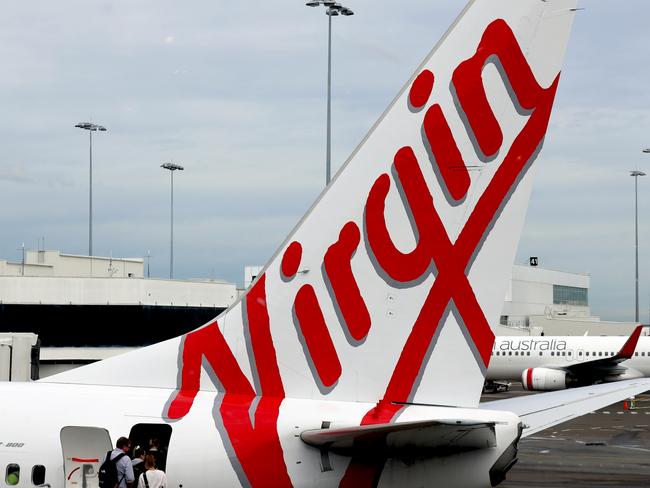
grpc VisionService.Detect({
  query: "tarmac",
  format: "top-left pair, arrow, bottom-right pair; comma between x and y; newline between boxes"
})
481,384 -> 650,487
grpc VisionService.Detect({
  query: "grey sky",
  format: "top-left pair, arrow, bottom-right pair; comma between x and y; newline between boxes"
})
0,1 -> 648,322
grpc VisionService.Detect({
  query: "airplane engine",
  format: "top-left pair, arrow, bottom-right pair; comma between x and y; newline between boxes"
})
521,368 -> 576,391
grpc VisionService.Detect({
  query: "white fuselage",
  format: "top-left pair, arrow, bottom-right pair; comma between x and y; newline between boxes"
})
0,382 -> 521,488
487,336 -> 650,381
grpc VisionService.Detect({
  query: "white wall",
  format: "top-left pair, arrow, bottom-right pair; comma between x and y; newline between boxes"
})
0,276 -> 237,308
2,250 -> 144,278
501,265 -> 591,325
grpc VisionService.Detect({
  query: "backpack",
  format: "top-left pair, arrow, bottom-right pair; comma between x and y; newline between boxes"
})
98,451 -> 127,488
132,461 -> 146,488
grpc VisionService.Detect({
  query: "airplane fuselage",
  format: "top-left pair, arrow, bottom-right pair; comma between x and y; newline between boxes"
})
487,335 -> 650,381
0,382 -> 521,488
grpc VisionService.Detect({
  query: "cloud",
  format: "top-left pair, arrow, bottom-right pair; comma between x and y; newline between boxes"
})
0,0 -> 648,322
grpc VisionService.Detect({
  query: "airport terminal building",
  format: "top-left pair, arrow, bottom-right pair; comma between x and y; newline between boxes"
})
0,251 -> 638,379
0,250 -> 237,377
499,262 -> 638,337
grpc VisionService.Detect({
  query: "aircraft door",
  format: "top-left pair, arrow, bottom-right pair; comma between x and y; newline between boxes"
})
60,426 -> 112,488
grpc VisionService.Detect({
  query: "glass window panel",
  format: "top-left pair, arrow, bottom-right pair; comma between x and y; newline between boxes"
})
32,465 -> 46,486
553,285 -> 588,306
6,464 -> 19,486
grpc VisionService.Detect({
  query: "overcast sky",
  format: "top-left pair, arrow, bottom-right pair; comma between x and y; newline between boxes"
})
0,1 -> 648,322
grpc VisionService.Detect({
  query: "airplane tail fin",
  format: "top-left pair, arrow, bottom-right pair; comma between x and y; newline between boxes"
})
46,0 -> 578,411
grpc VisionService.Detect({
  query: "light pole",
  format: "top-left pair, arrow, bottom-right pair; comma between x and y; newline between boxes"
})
631,169 -> 646,322
306,0 -> 354,186
161,163 -> 184,279
75,122 -> 107,256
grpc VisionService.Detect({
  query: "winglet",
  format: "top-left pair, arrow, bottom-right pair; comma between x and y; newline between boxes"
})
616,325 -> 643,359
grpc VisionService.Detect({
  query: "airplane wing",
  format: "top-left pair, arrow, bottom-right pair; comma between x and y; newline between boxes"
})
301,419 -> 496,457
549,325 -> 643,383
481,378 -> 650,437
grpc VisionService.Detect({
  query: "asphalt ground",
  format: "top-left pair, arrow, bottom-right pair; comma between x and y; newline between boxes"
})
481,384 -> 650,487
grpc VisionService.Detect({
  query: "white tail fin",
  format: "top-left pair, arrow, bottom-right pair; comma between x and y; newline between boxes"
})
47,0 -> 578,413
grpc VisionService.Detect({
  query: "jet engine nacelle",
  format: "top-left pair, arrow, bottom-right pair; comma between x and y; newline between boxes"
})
521,367 -> 574,391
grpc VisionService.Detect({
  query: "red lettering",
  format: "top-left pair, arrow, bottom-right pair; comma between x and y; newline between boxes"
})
281,241 -> 302,279
365,171 -> 432,283
423,103 -> 470,201
294,285 -> 342,387
343,18 -> 561,486
452,19 -> 549,158
409,69 -> 434,109
168,276 -> 292,487
324,222 -> 371,342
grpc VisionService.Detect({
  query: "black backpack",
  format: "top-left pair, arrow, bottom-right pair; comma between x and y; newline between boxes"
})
132,461 -> 146,488
98,451 -> 126,488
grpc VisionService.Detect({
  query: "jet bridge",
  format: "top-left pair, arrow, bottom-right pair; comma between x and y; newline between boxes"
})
0,333 -> 39,381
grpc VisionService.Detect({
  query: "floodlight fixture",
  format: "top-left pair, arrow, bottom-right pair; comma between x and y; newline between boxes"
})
161,162 -> 185,172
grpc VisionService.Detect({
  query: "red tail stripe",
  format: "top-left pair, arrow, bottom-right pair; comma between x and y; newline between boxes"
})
617,325 -> 643,359
324,222 -> 371,341
294,285 -> 342,387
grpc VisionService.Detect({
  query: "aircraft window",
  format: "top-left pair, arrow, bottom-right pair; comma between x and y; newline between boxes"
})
586,352 -> 589,356
539,352 -> 542,356
32,465 -> 46,485
643,352 -> 646,357
508,352 -> 512,356
635,352 -> 639,356
5,464 -> 19,486
561,352 -> 565,356
568,352 -> 572,356
599,352 -> 602,356
527,352 -> 531,356
578,352 -> 582,356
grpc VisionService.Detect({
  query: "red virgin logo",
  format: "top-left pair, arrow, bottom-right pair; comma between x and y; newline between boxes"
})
166,19 -> 561,488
